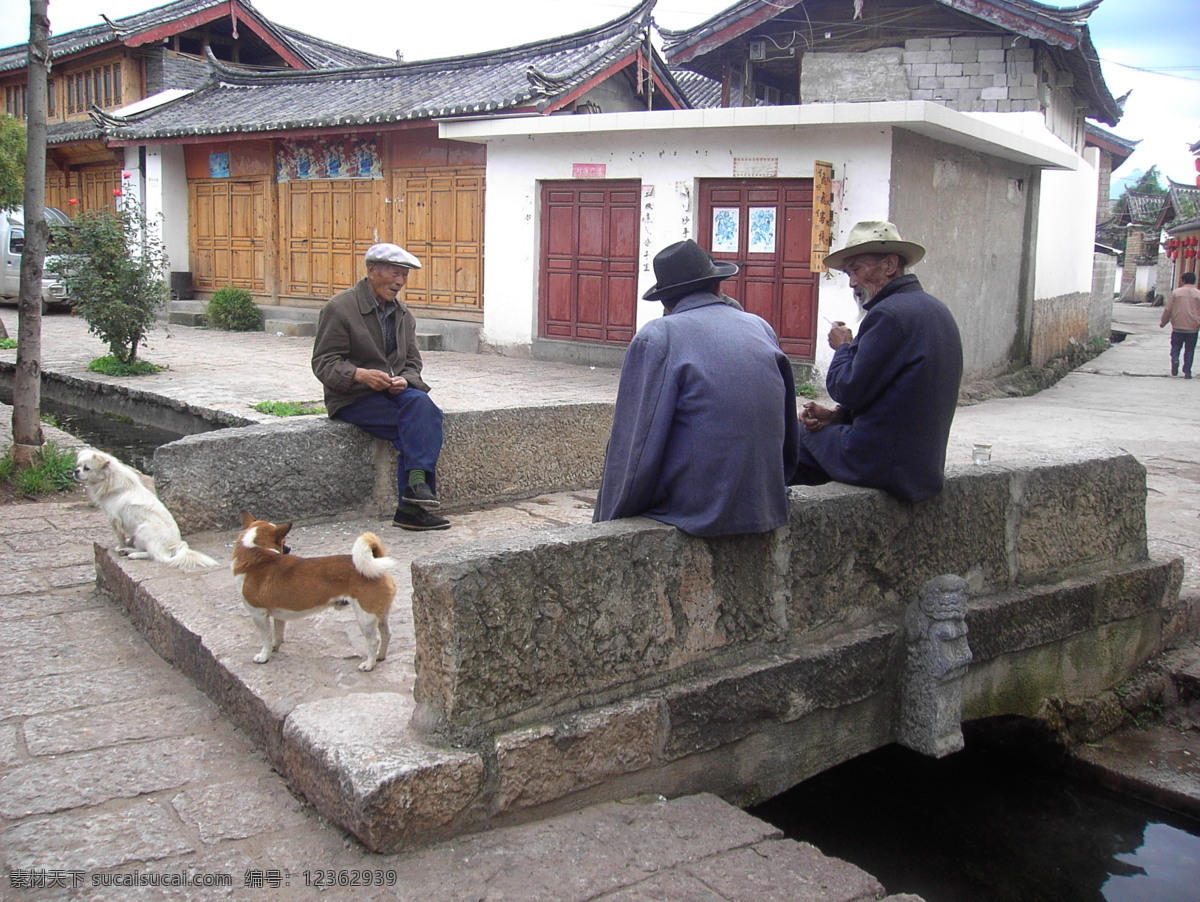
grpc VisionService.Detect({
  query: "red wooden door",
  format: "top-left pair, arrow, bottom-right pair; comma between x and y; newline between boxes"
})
539,181 -> 639,345
698,179 -> 818,360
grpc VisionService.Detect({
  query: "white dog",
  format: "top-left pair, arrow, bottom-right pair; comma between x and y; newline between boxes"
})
73,448 -> 218,571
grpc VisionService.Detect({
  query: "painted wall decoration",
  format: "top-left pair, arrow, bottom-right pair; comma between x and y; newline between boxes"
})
209,152 -> 230,179
276,137 -> 382,181
748,207 -> 777,253
712,207 -> 739,253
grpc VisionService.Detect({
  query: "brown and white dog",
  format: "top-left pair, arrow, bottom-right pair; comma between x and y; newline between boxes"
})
231,512 -> 396,671
73,448 -> 218,571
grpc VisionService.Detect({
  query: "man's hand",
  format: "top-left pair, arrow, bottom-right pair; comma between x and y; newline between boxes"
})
828,320 -> 852,350
354,368 -> 406,392
799,401 -> 840,433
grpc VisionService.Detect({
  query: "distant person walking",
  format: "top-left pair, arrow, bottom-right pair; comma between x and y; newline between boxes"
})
1159,271 -> 1200,379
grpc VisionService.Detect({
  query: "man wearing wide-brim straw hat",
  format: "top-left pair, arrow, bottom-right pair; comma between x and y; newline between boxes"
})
594,239 -> 801,536
790,221 -> 963,503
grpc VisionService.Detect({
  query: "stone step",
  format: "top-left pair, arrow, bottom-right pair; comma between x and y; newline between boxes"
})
168,310 -> 207,327
263,318 -> 316,338
416,332 -> 443,351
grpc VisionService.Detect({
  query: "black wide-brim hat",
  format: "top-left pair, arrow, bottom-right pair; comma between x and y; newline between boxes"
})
643,239 -> 739,302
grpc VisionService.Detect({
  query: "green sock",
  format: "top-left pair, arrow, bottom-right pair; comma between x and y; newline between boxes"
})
407,469 -> 426,487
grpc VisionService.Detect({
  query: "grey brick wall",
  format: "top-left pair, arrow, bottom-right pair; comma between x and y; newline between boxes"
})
902,35 -> 1043,114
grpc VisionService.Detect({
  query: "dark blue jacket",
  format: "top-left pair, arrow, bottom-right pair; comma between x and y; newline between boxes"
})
594,290 -> 801,536
801,274 -> 962,503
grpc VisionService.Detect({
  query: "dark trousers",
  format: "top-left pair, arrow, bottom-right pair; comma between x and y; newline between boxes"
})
1170,330 -> 1198,376
335,389 -> 443,500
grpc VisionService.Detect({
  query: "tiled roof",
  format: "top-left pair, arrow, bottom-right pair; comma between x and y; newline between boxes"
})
1118,191 -> 1167,227
670,69 -> 721,109
1084,121 -> 1138,166
661,0 -> 1120,125
88,1 -> 673,142
0,0 -> 388,74
1162,180 -> 1200,233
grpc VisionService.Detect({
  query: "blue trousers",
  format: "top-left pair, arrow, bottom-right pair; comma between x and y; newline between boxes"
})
1170,330 -> 1198,376
335,389 -> 443,499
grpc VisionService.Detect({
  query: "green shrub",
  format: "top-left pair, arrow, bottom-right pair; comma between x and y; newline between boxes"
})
0,441 -> 78,496
0,337 -> 15,350
50,204 -> 170,365
207,287 -> 262,332
253,399 -> 325,417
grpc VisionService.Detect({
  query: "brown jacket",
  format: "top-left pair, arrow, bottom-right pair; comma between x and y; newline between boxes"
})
311,278 -> 430,417
1161,284 -> 1200,333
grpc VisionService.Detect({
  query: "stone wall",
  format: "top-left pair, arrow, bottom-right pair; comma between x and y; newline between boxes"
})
901,35 -> 1040,114
154,402 -> 613,531
1031,291 -> 1090,368
410,450 -> 1169,747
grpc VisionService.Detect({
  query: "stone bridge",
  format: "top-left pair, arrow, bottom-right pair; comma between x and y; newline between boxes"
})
98,434 -> 1186,854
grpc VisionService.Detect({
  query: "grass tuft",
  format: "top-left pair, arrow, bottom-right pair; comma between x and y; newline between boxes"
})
252,399 -> 325,417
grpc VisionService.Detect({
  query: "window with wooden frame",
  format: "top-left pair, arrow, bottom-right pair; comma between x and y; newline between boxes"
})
66,63 -> 121,114
4,84 -> 26,118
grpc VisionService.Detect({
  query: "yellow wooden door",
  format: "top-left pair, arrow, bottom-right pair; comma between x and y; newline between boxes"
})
189,179 -> 268,292
80,164 -> 121,214
392,167 -> 484,316
280,179 -> 382,299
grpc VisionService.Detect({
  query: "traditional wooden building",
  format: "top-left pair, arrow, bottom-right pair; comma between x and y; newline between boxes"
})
1158,178 -> 1200,285
5,0 -> 686,336
0,0 -> 388,218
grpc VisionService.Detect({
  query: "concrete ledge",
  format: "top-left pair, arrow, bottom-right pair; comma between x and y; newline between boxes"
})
153,401 -> 613,532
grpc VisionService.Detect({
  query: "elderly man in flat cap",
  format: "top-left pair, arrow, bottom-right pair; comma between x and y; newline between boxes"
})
593,239 -> 801,536
312,243 -> 449,530
791,221 -> 962,503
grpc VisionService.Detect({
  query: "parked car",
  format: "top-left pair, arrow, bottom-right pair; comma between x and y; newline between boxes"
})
0,205 -> 74,313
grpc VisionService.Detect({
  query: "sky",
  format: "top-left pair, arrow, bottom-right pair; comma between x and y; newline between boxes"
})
1,0 -> 1196,191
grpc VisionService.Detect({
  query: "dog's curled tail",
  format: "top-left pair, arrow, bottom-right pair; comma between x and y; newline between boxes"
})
352,532 -> 395,578
168,543 -> 220,572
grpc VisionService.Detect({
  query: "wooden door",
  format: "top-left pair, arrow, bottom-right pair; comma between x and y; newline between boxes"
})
280,179 -> 382,298
392,167 -> 484,316
699,179 -> 818,359
539,181 -> 639,345
79,164 -> 122,214
190,179 -> 268,292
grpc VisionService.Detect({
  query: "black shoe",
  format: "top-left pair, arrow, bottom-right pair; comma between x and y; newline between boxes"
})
402,482 -> 440,508
393,506 -> 450,531
1187,374 -> 1194,380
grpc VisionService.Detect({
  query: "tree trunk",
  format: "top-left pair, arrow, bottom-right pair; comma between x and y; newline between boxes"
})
11,0 -> 49,468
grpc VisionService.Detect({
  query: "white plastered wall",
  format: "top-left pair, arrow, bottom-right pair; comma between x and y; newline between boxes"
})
473,122 -> 894,374
120,144 -> 189,277
1034,144 -> 1099,301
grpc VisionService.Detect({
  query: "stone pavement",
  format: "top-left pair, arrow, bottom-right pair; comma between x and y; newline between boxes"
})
0,314 -> 918,900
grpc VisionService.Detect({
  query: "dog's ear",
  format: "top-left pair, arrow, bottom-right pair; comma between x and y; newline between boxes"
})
277,521 -> 294,540
240,510 -> 255,527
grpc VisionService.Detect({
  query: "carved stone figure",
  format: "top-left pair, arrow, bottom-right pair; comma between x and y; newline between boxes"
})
900,573 -> 972,757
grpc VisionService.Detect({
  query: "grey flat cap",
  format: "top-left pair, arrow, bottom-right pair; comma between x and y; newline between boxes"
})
365,243 -> 422,269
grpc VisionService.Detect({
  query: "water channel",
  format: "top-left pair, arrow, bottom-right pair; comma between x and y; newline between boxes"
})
40,398 -> 182,473
750,725 -> 1200,902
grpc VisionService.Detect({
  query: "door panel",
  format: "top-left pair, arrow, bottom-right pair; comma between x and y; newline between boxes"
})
539,181 -> 640,345
280,178 -> 381,298
699,179 -> 818,360
393,168 -> 484,314
190,179 -> 267,292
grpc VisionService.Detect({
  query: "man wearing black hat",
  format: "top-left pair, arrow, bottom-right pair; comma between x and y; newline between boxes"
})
593,239 -> 801,536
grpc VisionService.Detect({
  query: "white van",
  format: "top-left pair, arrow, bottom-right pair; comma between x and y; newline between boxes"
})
0,205 -> 74,313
